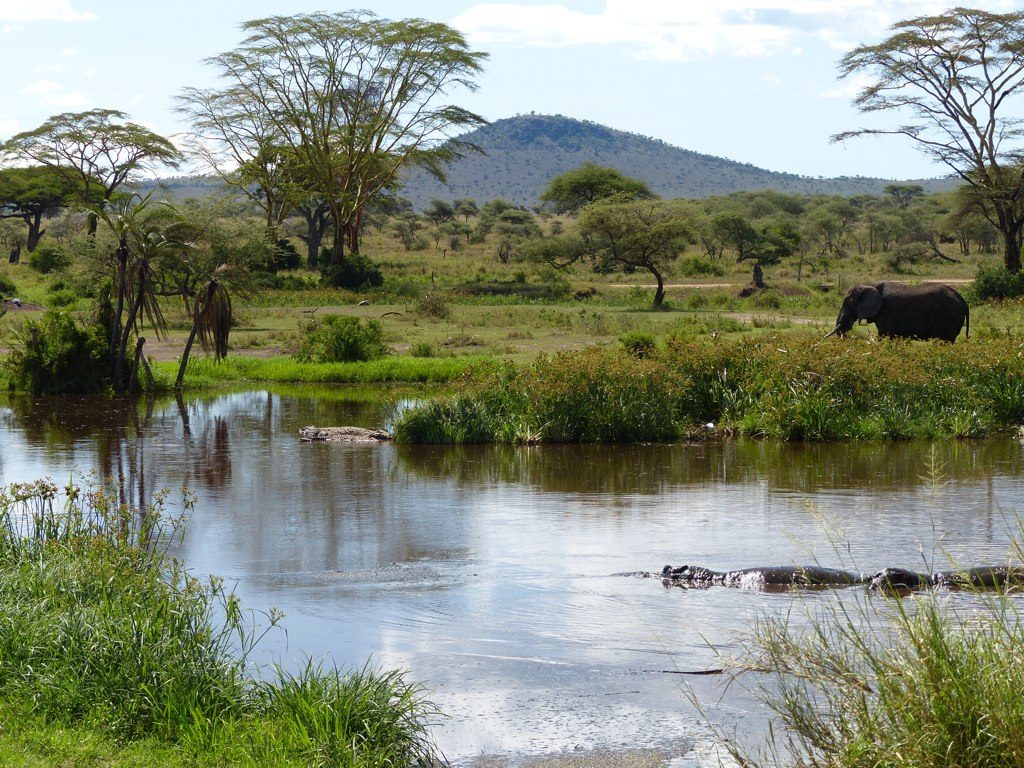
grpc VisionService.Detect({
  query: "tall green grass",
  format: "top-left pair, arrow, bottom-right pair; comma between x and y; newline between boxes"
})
0,480 -> 443,767
724,578 -> 1024,767
394,334 -> 1024,443
154,353 -> 494,388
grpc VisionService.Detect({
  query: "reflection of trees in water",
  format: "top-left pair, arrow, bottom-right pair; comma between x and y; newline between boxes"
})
1,394 -> 159,510
396,440 -> 1024,496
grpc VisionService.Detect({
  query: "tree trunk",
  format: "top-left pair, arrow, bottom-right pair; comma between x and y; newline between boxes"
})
108,242 -> 128,382
753,262 -> 765,288
348,210 -> 362,255
330,212 -> 346,266
175,284 -> 215,390
651,266 -> 665,308
115,262 -> 149,391
1004,227 -> 1022,273
25,212 -> 44,251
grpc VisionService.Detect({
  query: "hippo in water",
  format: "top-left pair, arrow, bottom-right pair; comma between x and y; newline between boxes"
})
660,564 -> 867,589
656,564 -> 1024,592
868,566 -> 1024,591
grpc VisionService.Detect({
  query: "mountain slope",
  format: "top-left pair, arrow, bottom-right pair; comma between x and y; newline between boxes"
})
399,114 -> 954,207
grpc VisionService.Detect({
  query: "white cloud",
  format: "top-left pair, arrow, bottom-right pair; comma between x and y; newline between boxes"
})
62,47 -> 78,57
23,79 -> 88,107
452,0 -> 1018,60
0,1 -> 96,22
0,117 -> 20,139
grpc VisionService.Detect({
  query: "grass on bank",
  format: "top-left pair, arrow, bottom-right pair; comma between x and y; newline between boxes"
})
151,353 -> 495,388
725,572 -> 1024,768
0,479 -> 442,768
393,334 -> 1024,443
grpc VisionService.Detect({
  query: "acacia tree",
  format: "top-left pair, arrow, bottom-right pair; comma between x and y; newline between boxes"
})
835,8 -> 1024,272
1,109 -> 180,235
178,86 -> 303,234
531,198 -> 690,307
540,164 -> 653,214
0,166 -> 79,250
193,11 -> 487,269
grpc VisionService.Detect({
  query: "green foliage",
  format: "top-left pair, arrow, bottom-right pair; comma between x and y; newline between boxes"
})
540,163 -> 654,213
971,263 -> 1024,300
47,288 -> 78,307
677,255 -> 726,277
296,315 -> 389,363
408,341 -> 435,357
416,291 -> 452,319
5,312 -> 112,394
619,331 -> 656,357
269,237 -> 301,271
27,244 -> 69,274
730,567 -> 1024,768
394,335 -> 1024,443
0,274 -> 16,297
0,479 -> 443,766
322,254 -> 384,291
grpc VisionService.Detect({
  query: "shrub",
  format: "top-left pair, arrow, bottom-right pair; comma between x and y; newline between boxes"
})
972,262 -> 1024,300
269,238 -> 301,272
5,312 -> 111,394
619,331 -> 657,358
47,288 -> 78,308
321,254 -> 384,291
27,245 -> 69,274
409,341 -> 435,357
296,315 -> 389,363
677,255 -> 726,278
416,291 -> 452,320
0,274 -> 16,297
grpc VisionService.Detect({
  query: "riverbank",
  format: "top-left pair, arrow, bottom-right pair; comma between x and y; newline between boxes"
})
0,480 -> 443,767
153,353 -> 494,388
393,335 -> 1024,443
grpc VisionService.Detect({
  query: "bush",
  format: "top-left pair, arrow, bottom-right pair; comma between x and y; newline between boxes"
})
296,315 -> 389,363
0,274 -> 17,297
269,238 -> 301,272
677,255 -> 726,278
47,288 -> 78,308
27,245 -> 69,274
409,341 -> 435,357
416,291 -> 452,320
619,331 -> 657,358
972,263 -> 1024,300
321,253 -> 384,291
5,312 -> 112,394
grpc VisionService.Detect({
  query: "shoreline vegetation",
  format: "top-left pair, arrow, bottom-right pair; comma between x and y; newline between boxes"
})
0,480 -> 444,767
392,335 -> 1024,443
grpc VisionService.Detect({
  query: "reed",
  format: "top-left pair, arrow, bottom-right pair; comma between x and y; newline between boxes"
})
0,480 -> 443,767
393,334 -> 1024,443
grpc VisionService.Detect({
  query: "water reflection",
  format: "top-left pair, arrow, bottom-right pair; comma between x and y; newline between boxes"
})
396,439 -> 1023,494
1,388 -> 1023,763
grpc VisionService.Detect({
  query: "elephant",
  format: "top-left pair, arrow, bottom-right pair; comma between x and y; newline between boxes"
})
825,281 -> 969,342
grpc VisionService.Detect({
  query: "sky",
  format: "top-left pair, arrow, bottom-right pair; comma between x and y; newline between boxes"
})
1,0 -> 1022,181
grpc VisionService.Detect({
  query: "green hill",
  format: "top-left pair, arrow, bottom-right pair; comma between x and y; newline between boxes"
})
399,113 -> 955,208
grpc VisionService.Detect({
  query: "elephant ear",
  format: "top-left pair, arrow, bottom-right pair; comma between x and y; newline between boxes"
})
855,286 -> 882,320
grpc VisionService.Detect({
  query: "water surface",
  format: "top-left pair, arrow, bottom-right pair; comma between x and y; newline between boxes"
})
2,388 -> 1022,763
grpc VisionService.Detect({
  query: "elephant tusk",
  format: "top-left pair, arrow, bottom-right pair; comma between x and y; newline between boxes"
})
822,327 -> 838,339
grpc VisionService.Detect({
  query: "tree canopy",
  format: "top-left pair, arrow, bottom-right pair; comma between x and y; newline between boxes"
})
187,11 -> 488,267
835,7 -> 1024,271
1,109 -> 180,234
540,163 -> 654,214
0,166 -> 80,250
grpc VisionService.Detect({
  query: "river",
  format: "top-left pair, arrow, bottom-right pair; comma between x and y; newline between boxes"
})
1,387 -> 1021,765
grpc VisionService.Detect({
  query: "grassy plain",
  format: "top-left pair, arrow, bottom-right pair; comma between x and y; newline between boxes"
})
1,219 -> 1021,391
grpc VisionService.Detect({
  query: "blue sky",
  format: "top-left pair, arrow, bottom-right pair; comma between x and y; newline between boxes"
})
1,0 -> 1020,181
